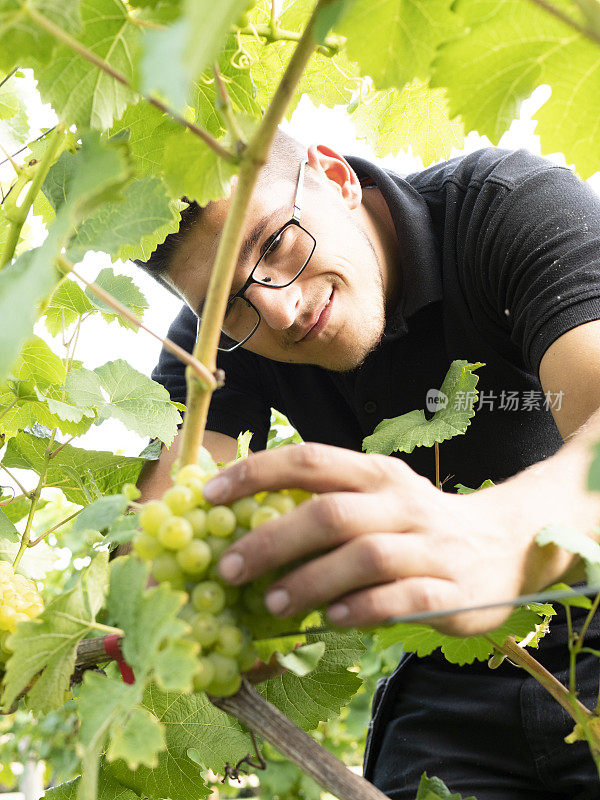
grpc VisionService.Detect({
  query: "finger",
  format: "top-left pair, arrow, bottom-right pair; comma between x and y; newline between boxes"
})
322,577 -> 511,635
217,493 -> 410,585
261,533 -> 449,617
203,442 -> 409,505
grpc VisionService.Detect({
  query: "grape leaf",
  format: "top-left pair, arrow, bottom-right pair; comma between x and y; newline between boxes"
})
536,524 -> 600,584
0,0 -> 82,71
258,630 -> 364,730
106,707 -> 166,770
454,479 -> 494,494
65,360 -> 182,445
373,606 -> 548,665
45,770 -> 141,800
139,0 -> 248,111
71,494 -> 129,535
44,279 -> 96,336
107,683 -> 247,786
85,269 -> 148,329
0,74 -> 18,118
161,129 -> 237,207
35,0 -> 140,130
275,641 -> 325,676
109,102 -> 179,178
363,361 -> 484,455
432,0 -> 600,178
69,177 -> 180,263
351,82 -> 464,165
543,582 -> 592,610
416,772 -> 477,800
0,383 -> 94,440
337,0 -> 461,91
3,430 -> 144,504
0,508 -> 19,542
11,335 -> 66,386
1,552 -> 109,713
0,538 -> 56,579
0,494 -> 47,524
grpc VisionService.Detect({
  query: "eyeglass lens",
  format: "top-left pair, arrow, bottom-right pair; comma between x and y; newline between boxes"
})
220,224 -> 315,345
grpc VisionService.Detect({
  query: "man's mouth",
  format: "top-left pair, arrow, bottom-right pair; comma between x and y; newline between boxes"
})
297,288 -> 334,343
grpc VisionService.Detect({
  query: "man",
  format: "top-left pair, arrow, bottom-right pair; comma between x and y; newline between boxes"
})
135,130 -> 600,799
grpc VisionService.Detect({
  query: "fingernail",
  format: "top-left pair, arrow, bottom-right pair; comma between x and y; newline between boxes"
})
218,552 -> 244,583
203,475 -> 229,504
266,588 -> 290,615
327,603 -> 349,623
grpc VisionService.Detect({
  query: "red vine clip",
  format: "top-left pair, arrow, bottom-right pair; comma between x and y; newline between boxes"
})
104,634 -> 135,684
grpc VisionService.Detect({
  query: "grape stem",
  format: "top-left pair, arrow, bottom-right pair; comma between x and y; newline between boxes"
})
27,508 -> 82,547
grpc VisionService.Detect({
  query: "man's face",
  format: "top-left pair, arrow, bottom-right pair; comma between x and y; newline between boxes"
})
168,152 -> 393,372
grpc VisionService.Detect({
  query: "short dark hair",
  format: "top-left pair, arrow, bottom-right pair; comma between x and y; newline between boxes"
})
133,129 -> 306,288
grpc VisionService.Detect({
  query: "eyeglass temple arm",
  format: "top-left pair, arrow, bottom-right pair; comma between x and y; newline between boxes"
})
292,159 -> 307,221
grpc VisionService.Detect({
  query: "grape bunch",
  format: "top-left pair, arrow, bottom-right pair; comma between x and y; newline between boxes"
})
133,464 -> 313,697
0,560 -> 44,663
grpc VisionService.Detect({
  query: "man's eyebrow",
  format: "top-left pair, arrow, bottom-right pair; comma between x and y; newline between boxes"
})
195,205 -> 287,318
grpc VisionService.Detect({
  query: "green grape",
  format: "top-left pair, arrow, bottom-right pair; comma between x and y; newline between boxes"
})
0,606 -> 18,632
206,535 -> 230,562
231,497 -> 259,528
207,652 -> 239,684
176,464 -> 207,485
176,539 -> 211,576
207,505 -> 237,538
215,608 -> 237,627
237,643 -> 259,672
262,492 -> 296,515
250,505 -> 281,529
286,488 -> 313,505
191,581 -> 226,614
152,552 -> 185,587
178,603 -> 197,625
184,507 -> 208,538
233,525 -> 248,542
122,483 -> 141,501
163,485 -> 195,515
138,500 -> 172,535
190,612 -> 220,647
207,671 -> 242,697
214,624 -> 244,657
133,531 -> 163,561
158,516 -> 194,550
193,656 -> 216,692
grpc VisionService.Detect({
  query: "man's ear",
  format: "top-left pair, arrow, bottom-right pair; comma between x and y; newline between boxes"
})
306,143 -> 362,209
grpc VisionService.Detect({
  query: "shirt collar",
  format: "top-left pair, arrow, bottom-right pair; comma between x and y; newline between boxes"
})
346,155 -> 443,339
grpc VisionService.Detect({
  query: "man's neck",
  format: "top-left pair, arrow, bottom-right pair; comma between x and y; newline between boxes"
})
360,186 -> 402,314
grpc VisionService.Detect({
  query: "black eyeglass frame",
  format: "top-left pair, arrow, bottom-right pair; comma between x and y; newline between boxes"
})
217,159 -> 316,352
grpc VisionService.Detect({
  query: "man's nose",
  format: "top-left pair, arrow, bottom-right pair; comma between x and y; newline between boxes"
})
246,282 -> 302,330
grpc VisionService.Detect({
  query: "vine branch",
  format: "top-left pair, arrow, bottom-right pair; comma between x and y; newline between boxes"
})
25,6 -> 238,165
180,0 -> 337,466
13,432 -> 56,569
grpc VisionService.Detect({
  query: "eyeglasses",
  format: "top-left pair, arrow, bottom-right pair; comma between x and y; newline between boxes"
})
215,159 -> 316,352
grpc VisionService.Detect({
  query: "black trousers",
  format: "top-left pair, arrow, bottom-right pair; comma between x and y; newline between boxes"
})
364,624 -> 600,800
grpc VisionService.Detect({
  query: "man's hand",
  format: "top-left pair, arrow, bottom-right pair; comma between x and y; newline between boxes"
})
203,443 -> 576,637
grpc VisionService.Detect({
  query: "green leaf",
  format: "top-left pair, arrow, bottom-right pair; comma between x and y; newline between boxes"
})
258,630 -> 364,730
1,552 -> 109,713
69,177 -> 180,263
66,361 -> 181,445
351,82 -> 464,165
0,73 -> 18,118
544,582 -> 592,610
153,638 -> 199,693
44,278 -> 96,337
416,771 -> 477,800
3,430 -> 144,505
275,641 -> 326,676
85,269 -> 148,329
236,430 -> 253,460
338,0 -> 461,91
71,494 -> 129,535
363,361 -> 484,455
0,0 -> 82,71
10,335 -> 66,386
0,494 -> 47,524
374,606 -> 548,665
161,129 -> 237,207
109,102 -> 179,179
454,479 -> 494,494
45,769 -> 141,800
102,513 -> 139,550
0,508 -> 19,542
139,0 -> 248,110
0,538 -> 56,579
106,707 -> 166,770
433,0 -> 600,177
35,0 -> 140,129
537,524 -> 600,584
588,441 -> 600,493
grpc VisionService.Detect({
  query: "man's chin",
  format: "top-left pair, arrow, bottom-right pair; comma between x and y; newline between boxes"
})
311,335 -> 383,373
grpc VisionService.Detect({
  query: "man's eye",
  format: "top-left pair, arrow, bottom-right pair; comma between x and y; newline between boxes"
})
262,229 -> 285,257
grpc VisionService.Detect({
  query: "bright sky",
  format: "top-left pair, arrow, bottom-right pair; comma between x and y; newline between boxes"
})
6,78 -> 600,470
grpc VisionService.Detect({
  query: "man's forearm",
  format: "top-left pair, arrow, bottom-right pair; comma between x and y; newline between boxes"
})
482,405 -> 600,589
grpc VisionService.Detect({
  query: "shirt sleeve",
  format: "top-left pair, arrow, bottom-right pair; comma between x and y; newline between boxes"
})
151,304 -> 272,450
469,158 -> 600,378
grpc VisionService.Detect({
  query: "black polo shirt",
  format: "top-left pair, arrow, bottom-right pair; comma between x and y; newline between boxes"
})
152,147 -> 600,489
